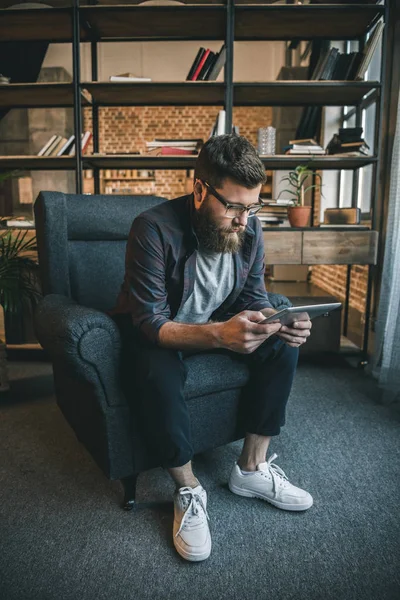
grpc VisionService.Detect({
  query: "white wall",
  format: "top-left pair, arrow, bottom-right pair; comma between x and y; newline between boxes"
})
42,41 -> 286,82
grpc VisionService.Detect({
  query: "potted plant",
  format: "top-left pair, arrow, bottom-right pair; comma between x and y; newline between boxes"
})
277,165 -> 323,228
0,229 -> 41,392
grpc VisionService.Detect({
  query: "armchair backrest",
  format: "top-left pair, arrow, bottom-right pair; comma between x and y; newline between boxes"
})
34,192 -> 167,311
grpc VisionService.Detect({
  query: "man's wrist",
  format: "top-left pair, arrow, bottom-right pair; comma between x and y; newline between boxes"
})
209,321 -> 224,349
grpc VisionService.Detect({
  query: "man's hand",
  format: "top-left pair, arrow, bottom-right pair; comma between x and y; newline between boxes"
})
275,311 -> 312,348
217,309 -> 282,354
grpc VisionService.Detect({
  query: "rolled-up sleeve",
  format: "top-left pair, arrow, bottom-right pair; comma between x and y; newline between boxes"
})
125,216 -> 171,343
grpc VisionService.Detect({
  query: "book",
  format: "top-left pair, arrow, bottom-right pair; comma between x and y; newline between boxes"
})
186,47 -> 206,81
147,146 -> 197,156
148,139 -> 200,147
355,21 -> 384,80
339,127 -> 363,139
311,50 -> 331,80
68,133 -> 86,156
37,134 -> 58,156
109,74 -> 152,82
198,51 -> 216,80
286,149 -> 326,155
322,48 -> 340,80
331,53 -> 348,80
191,49 -> 211,81
289,138 -> 319,146
50,136 -> 68,156
6,219 -> 35,228
44,135 -> 62,156
81,131 -> 92,153
319,224 -> 369,229
341,141 -> 369,148
57,135 -> 75,156
291,144 -> 324,150
207,45 -> 226,81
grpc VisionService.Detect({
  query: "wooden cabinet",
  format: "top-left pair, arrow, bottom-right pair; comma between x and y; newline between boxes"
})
263,229 -> 378,266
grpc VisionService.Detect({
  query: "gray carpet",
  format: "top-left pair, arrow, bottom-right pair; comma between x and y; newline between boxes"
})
0,357 -> 399,600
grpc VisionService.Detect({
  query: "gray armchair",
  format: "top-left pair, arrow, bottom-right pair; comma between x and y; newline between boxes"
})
33,191 -> 292,509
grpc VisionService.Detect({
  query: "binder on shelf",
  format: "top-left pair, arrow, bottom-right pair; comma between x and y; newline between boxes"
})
186,47 -> 206,81
198,51 -> 216,81
207,45 -> 226,81
191,49 -> 211,81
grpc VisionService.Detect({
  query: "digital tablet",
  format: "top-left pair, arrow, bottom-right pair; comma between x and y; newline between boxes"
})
260,302 -> 342,326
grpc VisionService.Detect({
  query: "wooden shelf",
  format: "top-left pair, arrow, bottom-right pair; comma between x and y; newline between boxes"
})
235,4 -> 383,41
80,5 -> 226,41
0,83 -> 91,109
84,155 -> 198,170
0,4 -> 382,43
0,8 -> 74,43
0,81 -> 379,110
83,81 -> 225,106
0,155 -> 378,171
233,81 -> 380,107
0,156 -> 76,170
259,156 -> 377,170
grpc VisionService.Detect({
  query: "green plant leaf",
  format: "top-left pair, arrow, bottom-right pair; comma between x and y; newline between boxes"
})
0,231 -> 41,314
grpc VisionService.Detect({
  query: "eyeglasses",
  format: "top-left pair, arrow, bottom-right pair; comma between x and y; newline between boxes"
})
201,180 -> 264,218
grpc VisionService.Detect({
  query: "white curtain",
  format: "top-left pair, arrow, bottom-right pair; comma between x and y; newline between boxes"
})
370,93 -> 400,403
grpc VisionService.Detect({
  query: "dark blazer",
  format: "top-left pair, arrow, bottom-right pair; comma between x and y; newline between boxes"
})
111,193 -> 273,344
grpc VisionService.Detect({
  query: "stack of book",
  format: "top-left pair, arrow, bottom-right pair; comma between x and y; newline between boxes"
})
145,139 -> 203,156
37,132 -> 92,157
295,22 -> 383,142
311,22 -> 383,81
109,73 -> 151,82
326,127 -> 370,156
186,45 -> 226,81
257,200 -> 292,227
284,139 -> 325,156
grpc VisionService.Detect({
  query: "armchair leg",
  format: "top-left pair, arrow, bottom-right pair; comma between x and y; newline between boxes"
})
121,474 -> 139,511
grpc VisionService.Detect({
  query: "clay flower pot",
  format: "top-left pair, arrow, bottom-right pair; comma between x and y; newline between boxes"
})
287,206 -> 312,228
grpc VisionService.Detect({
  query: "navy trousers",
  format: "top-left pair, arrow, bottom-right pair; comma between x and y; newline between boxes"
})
115,315 -> 299,469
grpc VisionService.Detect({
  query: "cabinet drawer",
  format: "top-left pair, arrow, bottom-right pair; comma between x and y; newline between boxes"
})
302,230 -> 378,265
263,231 -> 302,264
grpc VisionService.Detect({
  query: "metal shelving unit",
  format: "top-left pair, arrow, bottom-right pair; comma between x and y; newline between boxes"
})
0,1 -> 390,362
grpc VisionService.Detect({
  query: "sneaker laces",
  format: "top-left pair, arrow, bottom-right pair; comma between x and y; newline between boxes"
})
175,487 -> 209,538
261,453 -> 289,495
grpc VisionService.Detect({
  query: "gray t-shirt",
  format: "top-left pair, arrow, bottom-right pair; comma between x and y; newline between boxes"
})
174,248 -> 234,324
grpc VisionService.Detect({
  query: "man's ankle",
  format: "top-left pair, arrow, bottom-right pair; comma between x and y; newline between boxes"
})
174,478 -> 200,491
237,461 -> 257,472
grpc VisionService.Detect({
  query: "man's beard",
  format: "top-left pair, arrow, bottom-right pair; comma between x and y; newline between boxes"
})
195,200 -> 246,253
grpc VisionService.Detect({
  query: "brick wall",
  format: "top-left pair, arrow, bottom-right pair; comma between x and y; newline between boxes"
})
83,105 -> 273,198
83,105 -> 367,318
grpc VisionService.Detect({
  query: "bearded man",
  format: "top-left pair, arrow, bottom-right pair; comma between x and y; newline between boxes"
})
111,134 -> 313,562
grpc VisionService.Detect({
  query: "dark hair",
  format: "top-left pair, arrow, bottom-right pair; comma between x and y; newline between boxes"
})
194,134 -> 266,189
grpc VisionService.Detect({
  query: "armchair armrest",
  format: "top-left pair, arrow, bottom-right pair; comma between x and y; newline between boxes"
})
34,294 -> 127,408
268,292 -> 293,310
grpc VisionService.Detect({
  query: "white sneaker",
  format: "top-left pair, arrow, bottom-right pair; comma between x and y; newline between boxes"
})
229,453 -> 313,511
173,485 -> 211,562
